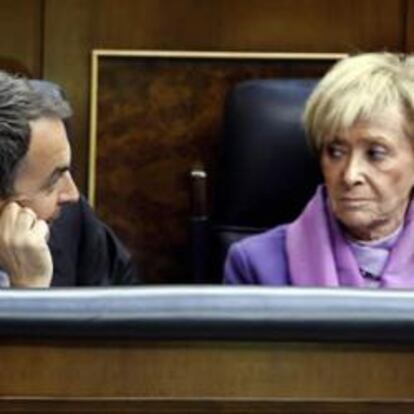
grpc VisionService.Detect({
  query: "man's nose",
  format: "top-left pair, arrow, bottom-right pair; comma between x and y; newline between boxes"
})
59,172 -> 80,204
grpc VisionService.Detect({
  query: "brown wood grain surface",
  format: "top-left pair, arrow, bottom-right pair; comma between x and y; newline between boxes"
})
405,0 -> 414,51
0,0 -> 42,77
1,398 -> 414,413
41,0 -> 406,193
1,340 -> 414,399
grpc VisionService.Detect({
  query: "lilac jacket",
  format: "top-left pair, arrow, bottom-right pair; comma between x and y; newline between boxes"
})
224,185 -> 414,288
224,225 -> 290,285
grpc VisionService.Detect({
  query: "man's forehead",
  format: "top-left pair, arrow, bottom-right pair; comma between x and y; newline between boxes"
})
28,117 -> 68,143
22,117 -> 71,169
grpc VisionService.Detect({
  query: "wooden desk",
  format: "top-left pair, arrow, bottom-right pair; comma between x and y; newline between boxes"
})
0,287 -> 414,413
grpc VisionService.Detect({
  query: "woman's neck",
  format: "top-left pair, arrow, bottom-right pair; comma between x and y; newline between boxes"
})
344,215 -> 404,242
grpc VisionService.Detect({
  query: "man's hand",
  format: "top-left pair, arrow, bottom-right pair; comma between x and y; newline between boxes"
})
0,202 -> 52,287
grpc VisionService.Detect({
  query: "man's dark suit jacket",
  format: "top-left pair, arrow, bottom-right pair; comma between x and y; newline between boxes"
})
48,196 -> 138,286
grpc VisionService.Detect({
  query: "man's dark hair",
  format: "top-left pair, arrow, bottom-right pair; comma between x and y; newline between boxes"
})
0,71 -> 72,198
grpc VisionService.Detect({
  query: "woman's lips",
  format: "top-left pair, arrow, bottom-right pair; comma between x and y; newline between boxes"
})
338,197 -> 371,207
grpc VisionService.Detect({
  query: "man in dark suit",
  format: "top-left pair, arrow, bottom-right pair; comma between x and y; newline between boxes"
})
0,71 -> 137,287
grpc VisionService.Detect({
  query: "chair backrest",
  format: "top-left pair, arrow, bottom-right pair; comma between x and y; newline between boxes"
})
211,79 -> 322,279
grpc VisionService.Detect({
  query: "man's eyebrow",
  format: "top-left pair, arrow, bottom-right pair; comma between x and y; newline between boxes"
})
41,166 -> 70,188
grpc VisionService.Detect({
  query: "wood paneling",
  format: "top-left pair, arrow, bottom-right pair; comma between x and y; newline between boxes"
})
0,0 -> 43,77
1,340 -> 414,397
406,0 -> 414,51
42,0 -> 406,193
1,340 -> 414,412
215,0 -> 405,52
1,398 -> 414,413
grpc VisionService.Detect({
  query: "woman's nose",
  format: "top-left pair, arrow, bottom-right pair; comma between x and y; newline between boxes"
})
342,156 -> 365,187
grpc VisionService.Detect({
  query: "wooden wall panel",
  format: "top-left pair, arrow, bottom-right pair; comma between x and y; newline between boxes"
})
216,0 -> 405,52
406,0 -> 414,51
2,340 -> 414,413
1,399 -> 414,413
43,0 -> 406,192
0,0 -> 43,77
2,340 -> 414,399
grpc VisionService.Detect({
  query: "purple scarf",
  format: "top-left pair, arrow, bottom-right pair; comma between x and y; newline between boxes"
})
286,186 -> 414,288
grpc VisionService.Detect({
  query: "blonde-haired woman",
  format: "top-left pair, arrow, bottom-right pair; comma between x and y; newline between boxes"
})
224,52 -> 414,288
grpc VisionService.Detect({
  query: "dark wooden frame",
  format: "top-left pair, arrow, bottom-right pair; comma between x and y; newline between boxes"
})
88,50 -> 345,283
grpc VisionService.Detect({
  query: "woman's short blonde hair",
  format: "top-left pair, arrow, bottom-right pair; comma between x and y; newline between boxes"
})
303,52 -> 414,153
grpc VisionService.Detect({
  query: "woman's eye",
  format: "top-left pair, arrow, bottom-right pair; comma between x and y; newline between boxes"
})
326,145 -> 344,159
367,146 -> 387,161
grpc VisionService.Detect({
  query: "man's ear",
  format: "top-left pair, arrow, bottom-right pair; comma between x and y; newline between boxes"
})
0,198 -> 10,212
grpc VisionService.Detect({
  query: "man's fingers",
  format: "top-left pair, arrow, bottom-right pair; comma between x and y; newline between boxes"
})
21,207 -> 37,221
16,207 -> 37,230
0,202 -> 19,224
0,203 -> 28,240
0,203 -> 53,287
31,219 -> 50,241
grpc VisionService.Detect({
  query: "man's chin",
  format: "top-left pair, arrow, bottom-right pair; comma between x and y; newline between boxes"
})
46,210 -> 61,225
